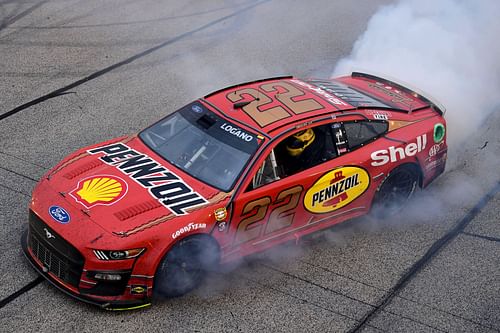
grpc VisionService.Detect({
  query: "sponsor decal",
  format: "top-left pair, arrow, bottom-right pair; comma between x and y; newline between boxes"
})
171,222 -> 207,239
369,82 -> 414,108
88,143 -> 207,215
48,205 -> 70,224
130,285 -> 147,295
366,110 -> 391,120
371,134 -> 427,166
220,123 -> 254,142
217,221 -> 227,232
428,143 -> 442,157
70,175 -> 127,208
425,138 -> 447,171
373,113 -> 388,120
214,207 -> 227,221
304,167 -> 370,214
425,154 -> 447,171
291,79 -> 348,106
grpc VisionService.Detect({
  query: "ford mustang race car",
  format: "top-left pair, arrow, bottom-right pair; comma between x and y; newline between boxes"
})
22,72 -> 447,310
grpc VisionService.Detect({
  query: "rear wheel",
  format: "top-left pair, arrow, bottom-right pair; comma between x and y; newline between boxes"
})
154,234 -> 219,298
371,164 -> 419,218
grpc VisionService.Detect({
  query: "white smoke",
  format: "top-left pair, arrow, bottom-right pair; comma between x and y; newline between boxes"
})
333,0 -> 500,149
170,0 -> 500,297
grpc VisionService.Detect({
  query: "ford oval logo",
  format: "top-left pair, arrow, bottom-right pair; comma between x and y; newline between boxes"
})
48,206 -> 70,224
191,105 -> 203,113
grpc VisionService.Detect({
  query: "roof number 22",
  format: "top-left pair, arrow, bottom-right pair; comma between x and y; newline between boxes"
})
227,82 -> 324,127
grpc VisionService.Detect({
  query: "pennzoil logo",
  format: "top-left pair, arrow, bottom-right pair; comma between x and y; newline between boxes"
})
70,175 -> 128,208
304,167 -> 370,214
88,143 -> 208,215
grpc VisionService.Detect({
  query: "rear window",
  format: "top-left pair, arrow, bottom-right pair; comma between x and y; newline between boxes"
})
306,79 -> 391,108
344,120 -> 388,149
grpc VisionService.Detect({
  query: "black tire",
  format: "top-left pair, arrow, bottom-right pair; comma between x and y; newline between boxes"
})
371,164 -> 419,219
154,234 -> 219,298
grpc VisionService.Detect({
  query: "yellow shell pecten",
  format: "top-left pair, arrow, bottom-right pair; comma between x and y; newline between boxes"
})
76,177 -> 124,204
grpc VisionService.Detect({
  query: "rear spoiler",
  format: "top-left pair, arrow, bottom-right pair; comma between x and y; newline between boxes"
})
352,71 -> 446,115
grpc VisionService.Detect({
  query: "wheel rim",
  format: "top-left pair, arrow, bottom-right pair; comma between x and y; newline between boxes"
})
374,168 -> 417,216
166,238 -> 204,291
155,235 -> 218,297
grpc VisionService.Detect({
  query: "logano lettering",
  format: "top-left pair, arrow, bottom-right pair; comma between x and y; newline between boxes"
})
220,123 -> 254,142
371,134 -> 427,167
88,143 -> 207,215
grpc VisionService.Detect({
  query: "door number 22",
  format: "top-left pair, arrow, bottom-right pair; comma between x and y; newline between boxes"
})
235,185 -> 303,245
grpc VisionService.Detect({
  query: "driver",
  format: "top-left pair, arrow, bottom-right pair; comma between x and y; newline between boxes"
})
284,128 -> 325,174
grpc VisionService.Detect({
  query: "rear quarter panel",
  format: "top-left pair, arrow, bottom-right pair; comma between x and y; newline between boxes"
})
368,115 -> 447,188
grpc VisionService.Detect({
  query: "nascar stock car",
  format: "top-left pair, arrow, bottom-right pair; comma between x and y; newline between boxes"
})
22,72 -> 447,310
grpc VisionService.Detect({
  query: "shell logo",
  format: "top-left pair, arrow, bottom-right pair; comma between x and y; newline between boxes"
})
70,175 -> 128,208
304,167 -> 370,214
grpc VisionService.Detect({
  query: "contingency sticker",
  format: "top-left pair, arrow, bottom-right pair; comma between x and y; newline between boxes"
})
304,167 -> 370,214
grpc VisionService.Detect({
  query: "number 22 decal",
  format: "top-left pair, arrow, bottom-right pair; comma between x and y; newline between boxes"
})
235,185 -> 303,245
227,82 -> 324,127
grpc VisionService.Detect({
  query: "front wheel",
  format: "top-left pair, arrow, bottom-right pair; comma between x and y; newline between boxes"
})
154,234 -> 219,298
371,164 -> 419,219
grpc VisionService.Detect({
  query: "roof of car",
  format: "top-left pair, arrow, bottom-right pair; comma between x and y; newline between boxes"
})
201,74 -> 436,137
202,77 -> 355,136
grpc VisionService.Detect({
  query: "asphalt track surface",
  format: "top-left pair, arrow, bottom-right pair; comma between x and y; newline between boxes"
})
0,1 -> 499,332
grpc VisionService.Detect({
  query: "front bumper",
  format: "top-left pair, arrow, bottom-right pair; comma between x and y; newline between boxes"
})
21,228 -> 152,311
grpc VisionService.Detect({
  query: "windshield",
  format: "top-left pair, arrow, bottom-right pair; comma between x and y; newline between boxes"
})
139,102 -> 260,191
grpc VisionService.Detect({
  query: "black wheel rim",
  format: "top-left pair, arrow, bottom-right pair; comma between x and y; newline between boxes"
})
156,237 -> 206,297
374,168 -> 416,216
172,238 -> 205,287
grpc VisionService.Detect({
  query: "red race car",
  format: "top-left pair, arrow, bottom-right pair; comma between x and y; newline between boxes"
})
22,72 -> 447,310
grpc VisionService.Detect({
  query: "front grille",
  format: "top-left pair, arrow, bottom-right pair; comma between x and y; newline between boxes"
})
28,210 -> 84,288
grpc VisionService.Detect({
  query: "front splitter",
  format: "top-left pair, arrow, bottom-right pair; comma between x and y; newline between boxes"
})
20,228 -> 151,310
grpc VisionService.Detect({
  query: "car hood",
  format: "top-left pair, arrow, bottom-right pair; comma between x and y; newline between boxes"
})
42,136 -> 231,235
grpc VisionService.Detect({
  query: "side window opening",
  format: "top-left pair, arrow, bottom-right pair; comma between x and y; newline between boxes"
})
249,123 -> 339,190
343,120 -> 388,150
251,150 -> 283,189
247,120 -> 388,190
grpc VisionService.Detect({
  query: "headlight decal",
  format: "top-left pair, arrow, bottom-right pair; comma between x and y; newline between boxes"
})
93,248 -> 145,260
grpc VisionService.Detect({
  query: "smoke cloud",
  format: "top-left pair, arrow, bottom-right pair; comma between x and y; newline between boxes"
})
333,0 -> 500,150
173,0 -> 500,296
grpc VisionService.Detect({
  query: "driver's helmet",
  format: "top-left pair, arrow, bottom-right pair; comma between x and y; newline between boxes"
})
286,128 -> 315,157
